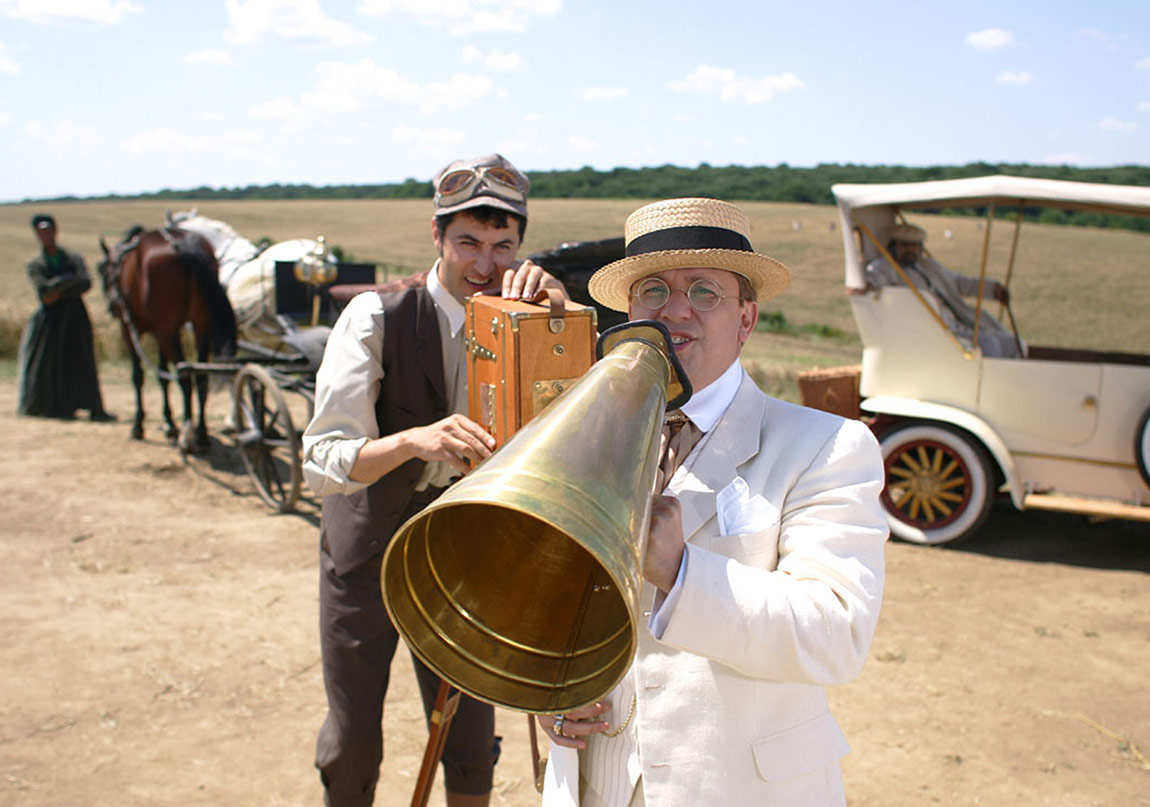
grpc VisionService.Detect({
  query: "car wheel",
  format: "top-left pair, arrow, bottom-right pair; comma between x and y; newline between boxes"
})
878,423 -> 995,546
1136,407 -> 1150,489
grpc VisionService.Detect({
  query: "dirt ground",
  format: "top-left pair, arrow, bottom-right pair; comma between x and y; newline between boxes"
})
1,364 -> 1148,807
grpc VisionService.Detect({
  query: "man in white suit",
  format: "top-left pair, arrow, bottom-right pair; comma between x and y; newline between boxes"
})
537,197 -> 889,807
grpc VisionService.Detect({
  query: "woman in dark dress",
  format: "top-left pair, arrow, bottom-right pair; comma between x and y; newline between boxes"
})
17,213 -> 114,421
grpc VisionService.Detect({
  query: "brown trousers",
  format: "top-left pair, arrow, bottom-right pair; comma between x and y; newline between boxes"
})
315,537 -> 499,806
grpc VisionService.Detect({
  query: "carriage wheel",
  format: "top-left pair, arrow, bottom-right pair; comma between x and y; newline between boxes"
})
878,423 -> 995,546
232,364 -> 302,513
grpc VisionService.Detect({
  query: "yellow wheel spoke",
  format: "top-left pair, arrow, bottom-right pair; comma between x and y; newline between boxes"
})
884,435 -> 983,530
915,445 -> 931,471
931,448 -> 944,474
901,451 -> 923,473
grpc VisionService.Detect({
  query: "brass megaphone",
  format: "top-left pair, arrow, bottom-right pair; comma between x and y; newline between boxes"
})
381,320 -> 691,714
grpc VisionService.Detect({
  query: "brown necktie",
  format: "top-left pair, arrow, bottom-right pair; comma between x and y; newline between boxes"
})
656,410 -> 701,491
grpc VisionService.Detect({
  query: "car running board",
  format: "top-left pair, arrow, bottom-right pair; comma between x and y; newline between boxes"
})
1022,493 -> 1150,522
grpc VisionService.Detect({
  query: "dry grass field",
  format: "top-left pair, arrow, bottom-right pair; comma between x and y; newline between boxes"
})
2,197 -> 1148,807
3,195 -> 1146,398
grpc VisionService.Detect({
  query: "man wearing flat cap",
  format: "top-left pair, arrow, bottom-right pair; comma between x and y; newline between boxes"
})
863,222 -> 1020,357
17,213 -> 114,421
537,198 -> 888,807
302,154 -> 568,807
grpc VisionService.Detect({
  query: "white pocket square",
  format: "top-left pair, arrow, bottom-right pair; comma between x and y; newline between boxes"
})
716,476 -> 778,535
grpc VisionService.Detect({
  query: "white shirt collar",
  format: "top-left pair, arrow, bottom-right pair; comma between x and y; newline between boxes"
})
679,359 -> 743,433
426,259 -> 466,337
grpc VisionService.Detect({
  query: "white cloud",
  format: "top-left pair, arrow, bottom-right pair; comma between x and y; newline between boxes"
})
224,0 -> 370,45
1138,101 -> 1150,113
1098,117 -> 1138,133
128,126 -> 262,156
568,134 -> 597,152
731,135 -> 750,147
0,0 -> 143,26
0,111 -> 10,128
390,124 -> 466,152
461,45 -> 524,71
967,28 -> 1013,51
250,58 -> 495,121
995,70 -> 1033,86
668,65 -> 804,105
358,0 -> 561,36
22,118 -> 101,150
26,118 -> 100,147
184,49 -> 234,66
1136,57 -> 1150,71
575,86 -> 628,102
0,41 -> 20,74
1078,28 -> 1117,51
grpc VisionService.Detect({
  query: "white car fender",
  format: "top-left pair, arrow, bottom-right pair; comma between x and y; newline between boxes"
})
861,396 -> 1023,509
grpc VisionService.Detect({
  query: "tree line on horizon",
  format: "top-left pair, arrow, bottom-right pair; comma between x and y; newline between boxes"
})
28,161 -> 1150,232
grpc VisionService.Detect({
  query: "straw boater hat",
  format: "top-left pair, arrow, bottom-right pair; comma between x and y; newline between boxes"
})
588,197 -> 791,312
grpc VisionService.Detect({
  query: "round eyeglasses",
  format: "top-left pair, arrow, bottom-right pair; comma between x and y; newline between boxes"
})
436,165 -> 527,206
631,277 -> 735,312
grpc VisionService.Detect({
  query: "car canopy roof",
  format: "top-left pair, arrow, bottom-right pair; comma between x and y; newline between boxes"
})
832,174 -> 1150,287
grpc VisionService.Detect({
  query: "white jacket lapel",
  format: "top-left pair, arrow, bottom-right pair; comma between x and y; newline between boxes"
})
670,373 -> 766,541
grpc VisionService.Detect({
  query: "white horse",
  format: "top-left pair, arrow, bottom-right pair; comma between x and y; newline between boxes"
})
165,209 -> 334,341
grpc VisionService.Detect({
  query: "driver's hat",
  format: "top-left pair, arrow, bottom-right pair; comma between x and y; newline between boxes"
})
891,223 -> 926,243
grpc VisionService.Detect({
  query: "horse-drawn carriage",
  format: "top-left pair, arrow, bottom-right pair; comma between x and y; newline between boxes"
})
99,213 -> 375,513
98,211 -> 628,514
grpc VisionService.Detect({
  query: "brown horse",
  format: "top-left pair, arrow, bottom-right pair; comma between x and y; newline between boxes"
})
99,226 -> 237,453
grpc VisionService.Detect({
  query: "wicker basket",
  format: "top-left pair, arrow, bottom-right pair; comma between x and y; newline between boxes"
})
797,365 -> 862,419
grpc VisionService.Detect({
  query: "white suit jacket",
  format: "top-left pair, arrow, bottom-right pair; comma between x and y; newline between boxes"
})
544,373 -> 888,807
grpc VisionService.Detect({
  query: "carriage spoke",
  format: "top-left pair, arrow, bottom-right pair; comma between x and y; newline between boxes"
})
232,365 -> 301,512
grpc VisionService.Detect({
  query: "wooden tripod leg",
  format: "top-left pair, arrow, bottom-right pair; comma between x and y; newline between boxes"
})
527,714 -> 546,793
411,680 -> 462,807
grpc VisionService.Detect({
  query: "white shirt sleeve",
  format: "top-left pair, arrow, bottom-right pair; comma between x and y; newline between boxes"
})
301,292 -> 387,498
648,551 -> 688,638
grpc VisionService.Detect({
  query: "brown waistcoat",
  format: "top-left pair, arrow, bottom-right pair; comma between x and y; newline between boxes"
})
319,277 -> 450,575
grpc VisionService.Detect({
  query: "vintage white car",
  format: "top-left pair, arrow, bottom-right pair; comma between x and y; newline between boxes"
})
831,175 -> 1150,544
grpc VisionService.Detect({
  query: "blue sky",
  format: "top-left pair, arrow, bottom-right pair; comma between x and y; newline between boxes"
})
1,0 -> 1147,202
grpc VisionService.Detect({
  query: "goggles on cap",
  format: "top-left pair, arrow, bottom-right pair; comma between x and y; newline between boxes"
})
631,277 -> 736,313
436,164 -> 528,208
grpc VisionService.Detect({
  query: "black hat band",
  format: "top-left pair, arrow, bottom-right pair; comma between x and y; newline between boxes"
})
626,225 -> 751,257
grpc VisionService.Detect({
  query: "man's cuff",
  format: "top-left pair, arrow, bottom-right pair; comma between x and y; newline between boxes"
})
648,548 -> 689,639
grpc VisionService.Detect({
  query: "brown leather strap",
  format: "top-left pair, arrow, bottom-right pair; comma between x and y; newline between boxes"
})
527,287 -> 567,333
528,287 -> 565,318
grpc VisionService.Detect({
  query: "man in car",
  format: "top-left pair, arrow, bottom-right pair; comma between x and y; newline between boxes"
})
862,222 -> 1021,357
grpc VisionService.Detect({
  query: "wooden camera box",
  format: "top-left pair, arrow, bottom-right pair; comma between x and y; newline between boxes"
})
466,293 -> 597,448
